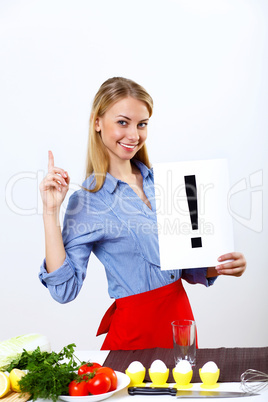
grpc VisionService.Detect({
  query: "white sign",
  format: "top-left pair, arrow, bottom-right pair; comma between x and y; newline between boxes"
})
153,159 -> 234,270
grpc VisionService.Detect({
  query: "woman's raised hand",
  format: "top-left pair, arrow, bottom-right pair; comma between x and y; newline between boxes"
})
39,151 -> 70,213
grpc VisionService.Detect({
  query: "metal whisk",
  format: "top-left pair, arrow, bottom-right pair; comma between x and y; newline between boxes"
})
240,369 -> 268,393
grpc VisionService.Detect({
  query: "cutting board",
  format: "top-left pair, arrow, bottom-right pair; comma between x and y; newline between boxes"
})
1,392 -> 31,402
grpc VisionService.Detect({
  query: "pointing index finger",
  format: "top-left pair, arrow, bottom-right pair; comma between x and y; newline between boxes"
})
48,150 -> 54,172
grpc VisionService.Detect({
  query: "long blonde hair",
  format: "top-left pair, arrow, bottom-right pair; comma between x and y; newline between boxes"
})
85,77 -> 153,192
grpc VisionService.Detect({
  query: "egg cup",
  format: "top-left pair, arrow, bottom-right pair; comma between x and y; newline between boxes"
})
199,369 -> 220,389
149,369 -> 169,387
172,368 -> 193,389
125,368 -> 146,387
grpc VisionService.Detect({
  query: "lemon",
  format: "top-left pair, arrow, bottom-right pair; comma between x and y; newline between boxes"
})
0,371 -> 10,397
9,369 -> 25,393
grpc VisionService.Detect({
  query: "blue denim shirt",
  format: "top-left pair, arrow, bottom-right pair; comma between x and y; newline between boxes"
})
39,160 -> 216,303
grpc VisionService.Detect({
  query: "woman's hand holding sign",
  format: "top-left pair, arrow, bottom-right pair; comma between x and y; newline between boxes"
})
207,252 -> 246,278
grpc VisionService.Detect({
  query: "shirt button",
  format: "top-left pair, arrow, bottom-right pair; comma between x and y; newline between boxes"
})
171,274 -> 175,280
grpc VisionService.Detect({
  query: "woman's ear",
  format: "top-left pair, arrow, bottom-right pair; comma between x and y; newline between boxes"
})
95,117 -> 101,133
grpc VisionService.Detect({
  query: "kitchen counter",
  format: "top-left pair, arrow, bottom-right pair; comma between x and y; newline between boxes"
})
71,348 -> 268,401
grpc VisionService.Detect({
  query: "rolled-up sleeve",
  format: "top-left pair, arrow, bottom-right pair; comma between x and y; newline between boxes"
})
39,254 -> 75,288
182,268 -> 217,287
39,190 -> 104,303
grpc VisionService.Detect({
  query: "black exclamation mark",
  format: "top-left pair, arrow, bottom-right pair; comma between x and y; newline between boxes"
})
184,175 -> 202,248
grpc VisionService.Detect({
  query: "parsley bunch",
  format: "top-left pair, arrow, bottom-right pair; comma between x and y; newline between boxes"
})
6,343 -> 85,402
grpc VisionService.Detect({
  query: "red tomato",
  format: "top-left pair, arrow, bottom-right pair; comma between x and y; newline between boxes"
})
95,367 -> 118,391
87,373 -> 111,395
78,362 -> 102,376
68,380 -> 88,396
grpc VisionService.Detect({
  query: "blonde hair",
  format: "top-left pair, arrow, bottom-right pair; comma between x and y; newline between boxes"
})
85,77 -> 153,192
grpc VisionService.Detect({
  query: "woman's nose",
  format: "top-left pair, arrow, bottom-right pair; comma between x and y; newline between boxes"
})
127,125 -> 139,141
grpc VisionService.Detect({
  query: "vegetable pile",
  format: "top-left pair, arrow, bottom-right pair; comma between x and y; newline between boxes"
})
69,363 -> 117,396
0,333 -> 50,371
2,340 -> 117,402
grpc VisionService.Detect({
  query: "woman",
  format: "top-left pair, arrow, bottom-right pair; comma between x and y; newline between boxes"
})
39,77 -> 246,350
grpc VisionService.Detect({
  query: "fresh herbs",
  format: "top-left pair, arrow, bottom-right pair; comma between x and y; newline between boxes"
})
0,333 -> 50,371
6,343 -> 86,402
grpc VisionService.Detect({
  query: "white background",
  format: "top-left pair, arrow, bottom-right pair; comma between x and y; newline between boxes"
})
0,0 -> 267,351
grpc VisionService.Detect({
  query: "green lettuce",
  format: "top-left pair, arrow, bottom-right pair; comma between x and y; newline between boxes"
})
0,333 -> 51,371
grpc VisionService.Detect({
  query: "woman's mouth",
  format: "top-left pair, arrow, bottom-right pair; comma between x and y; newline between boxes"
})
118,142 -> 138,150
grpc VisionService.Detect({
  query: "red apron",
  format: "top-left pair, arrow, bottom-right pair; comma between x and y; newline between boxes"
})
97,279 -> 197,350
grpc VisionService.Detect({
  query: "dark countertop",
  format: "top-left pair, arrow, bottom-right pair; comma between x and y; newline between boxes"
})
103,346 -> 268,383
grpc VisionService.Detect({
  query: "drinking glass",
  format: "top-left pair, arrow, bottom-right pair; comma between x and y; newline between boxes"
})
171,319 -> 196,366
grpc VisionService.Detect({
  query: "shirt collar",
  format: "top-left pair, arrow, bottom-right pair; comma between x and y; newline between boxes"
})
103,160 -> 152,194
133,159 -> 151,179
103,173 -> 118,193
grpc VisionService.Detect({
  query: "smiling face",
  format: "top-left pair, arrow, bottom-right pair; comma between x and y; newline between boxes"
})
95,97 -> 150,169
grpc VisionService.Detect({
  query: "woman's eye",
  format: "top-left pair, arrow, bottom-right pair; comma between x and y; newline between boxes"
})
118,120 -> 127,126
138,122 -> 148,128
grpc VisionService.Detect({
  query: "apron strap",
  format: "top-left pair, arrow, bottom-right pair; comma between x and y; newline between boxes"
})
96,300 -> 117,336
